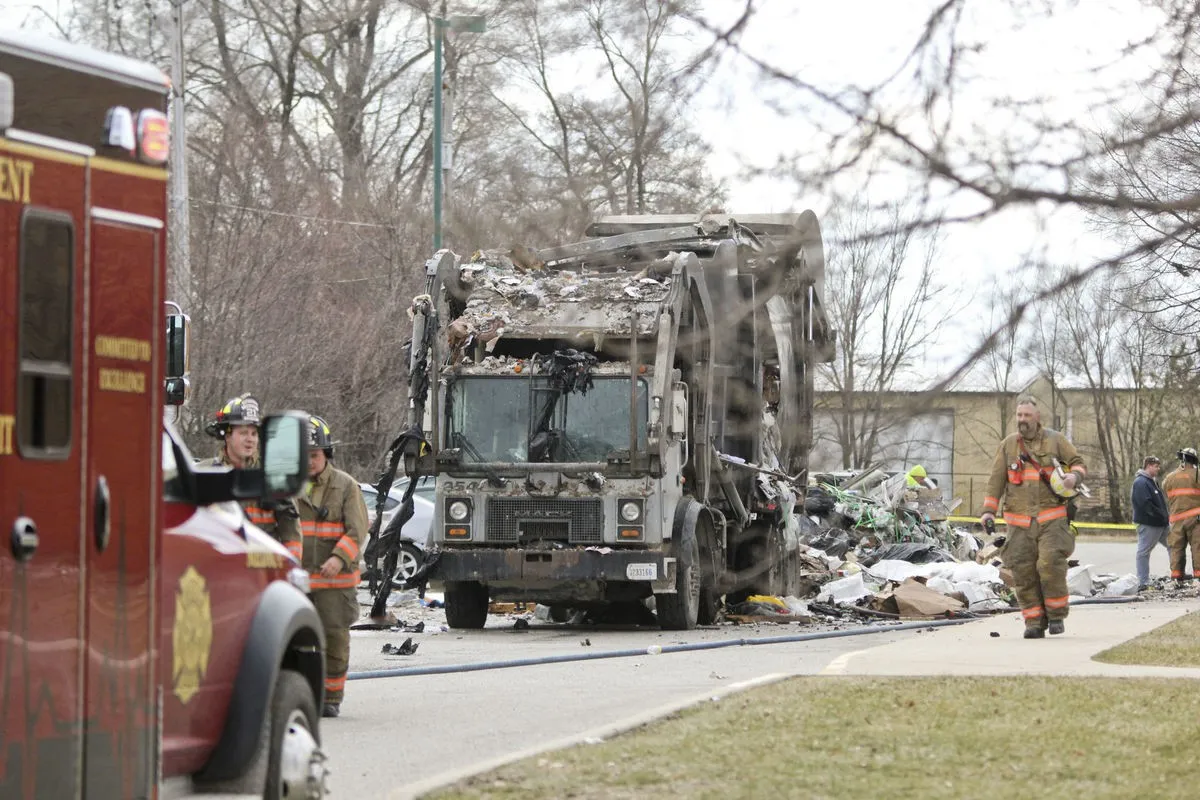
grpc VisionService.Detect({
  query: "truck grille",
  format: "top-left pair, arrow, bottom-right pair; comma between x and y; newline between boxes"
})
485,498 -> 603,544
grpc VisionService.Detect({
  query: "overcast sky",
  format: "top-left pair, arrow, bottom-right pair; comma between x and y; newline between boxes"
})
693,1 -> 1166,383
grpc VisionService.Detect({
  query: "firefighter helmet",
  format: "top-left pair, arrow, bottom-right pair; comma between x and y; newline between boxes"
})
308,415 -> 338,458
1048,468 -> 1081,498
205,394 -> 262,439
1180,447 -> 1199,466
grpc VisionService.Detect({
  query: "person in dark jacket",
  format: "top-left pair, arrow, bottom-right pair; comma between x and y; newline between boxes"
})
1131,455 -> 1170,591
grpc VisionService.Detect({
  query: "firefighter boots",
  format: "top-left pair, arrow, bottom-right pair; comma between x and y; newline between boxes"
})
322,703 -> 340,718
1023,626 -> 1045,639
1048,619 -> 1065,635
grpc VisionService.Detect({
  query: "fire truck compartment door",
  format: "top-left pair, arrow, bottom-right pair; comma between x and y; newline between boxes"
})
81,217 -> 160,794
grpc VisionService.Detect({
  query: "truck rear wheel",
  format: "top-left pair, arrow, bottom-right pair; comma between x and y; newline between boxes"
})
445,581 -> 489,629
655,535 -> 699,630
697,585 -> 721,626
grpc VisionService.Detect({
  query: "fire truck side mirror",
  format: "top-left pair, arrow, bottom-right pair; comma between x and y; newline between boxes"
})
258,411 -> 311,500
165,306 -> 191,406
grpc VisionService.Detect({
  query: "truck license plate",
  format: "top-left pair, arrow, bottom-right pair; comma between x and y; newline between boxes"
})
626,563 -> 658,580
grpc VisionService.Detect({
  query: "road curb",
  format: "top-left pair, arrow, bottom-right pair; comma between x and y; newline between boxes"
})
391,672 -> 796,800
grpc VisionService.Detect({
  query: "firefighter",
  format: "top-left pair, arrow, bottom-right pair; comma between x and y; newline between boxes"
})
1162,447 -> 1200,586
296,414 -> 368,718
980,397 -> 1087,639
205,393 -> 301,557
905,464 -> 936,489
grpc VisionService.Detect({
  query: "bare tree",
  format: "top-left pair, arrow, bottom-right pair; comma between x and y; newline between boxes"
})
1024,267 -> 1173,519
819,203 -> 957,468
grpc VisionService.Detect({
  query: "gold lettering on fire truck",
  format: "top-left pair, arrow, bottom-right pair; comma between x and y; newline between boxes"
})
95,335 -> 152,362
99,368 -> 146,394
0,157 -> 34,204
172,566 -> 213,705
247,549 -> 285,569
0,415 -> 13,455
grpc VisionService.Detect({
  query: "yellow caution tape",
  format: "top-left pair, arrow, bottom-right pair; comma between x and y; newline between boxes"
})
946,515 -> 1135,531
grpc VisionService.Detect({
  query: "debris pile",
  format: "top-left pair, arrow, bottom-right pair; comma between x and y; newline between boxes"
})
445,248 -> 679,363
802,469 -> 974,564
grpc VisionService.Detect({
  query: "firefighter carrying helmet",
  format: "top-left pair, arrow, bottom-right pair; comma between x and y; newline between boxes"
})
205,394 -> 261,439
1180,447 -> 1199,466
308,415 -> 339,458
1048,458 -> 1091,499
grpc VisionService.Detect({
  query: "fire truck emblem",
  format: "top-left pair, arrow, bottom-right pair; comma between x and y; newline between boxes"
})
172,566 -> 213,705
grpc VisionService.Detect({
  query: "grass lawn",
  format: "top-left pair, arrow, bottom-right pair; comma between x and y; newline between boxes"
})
1095,609 -> 1200,667
428,676 -> 1200,800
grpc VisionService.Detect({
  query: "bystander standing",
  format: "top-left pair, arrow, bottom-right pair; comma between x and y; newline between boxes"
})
1131,455 -> 1169,591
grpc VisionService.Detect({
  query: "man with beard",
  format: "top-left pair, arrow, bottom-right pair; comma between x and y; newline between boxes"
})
980,397 -> 1087,639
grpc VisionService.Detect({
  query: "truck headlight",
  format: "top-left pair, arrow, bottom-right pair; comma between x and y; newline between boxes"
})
287,567 -> 311,594
619,500 -> 643,523
447,499 -> 471,522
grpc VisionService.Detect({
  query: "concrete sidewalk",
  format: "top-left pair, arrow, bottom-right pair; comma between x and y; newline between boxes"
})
821,598 -> 1200,678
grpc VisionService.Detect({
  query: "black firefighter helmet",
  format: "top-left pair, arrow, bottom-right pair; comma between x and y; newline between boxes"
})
205,393 -> 262,439
308,414 -> 339,459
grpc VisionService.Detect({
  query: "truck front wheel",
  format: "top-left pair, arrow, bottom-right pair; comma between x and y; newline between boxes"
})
655,536 -> 699,630
445,581 -> 489,629
267,670 -> 325,799
197,668 -> 325,799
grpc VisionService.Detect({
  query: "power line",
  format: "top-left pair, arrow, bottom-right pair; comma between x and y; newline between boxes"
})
189,198 -> 399,229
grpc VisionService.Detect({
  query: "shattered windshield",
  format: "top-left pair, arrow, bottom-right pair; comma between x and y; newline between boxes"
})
448,376 -> 647,464
449,377 -> 530,463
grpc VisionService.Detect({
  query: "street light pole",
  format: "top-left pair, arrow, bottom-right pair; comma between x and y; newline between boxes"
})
169,0 -> 191,301
431,14 -> 485,254
432,19 -> 445,252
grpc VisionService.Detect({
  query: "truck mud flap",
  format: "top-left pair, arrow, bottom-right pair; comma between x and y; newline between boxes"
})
433,548 -> 673,586
194,581 -> 325,783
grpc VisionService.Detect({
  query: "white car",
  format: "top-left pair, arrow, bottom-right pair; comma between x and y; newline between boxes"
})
359,478 -> 436,586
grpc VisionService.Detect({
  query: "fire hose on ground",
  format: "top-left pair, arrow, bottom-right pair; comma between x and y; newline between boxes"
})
346,618 -> 972,681
345,594 -> 1146,681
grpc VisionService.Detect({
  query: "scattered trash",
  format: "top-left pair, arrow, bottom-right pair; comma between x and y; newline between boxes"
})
513,618 -> 531,631
381,637 -> 419,656
892,577 -> 965,618
1067,565 -> 1096,598
990,631 -> 1000,638
1102,574 -> 1140,596
580,638 -> 592,647
816,573 -> 872,605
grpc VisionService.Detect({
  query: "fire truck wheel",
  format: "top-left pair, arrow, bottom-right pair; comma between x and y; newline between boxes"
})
198,668 -> 324,798
445,581 -> 489,628
655,534 -> 699,630
267,669 -> 325,799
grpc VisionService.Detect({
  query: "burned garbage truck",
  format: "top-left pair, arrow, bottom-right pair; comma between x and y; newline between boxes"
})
407,213 -> 835,630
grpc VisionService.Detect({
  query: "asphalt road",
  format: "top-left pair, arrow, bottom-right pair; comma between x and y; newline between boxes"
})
320,537 -> 1164,799
321,618 -> 934,799
1073,537 -> 1166,578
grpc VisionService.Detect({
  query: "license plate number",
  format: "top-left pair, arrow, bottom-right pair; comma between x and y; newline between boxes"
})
626,563 -> 658,580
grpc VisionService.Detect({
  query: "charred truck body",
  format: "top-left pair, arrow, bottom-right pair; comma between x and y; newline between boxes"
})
409,213 -> 834,630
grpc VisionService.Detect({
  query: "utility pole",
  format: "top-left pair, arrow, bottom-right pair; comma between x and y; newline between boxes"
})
431,13 -> 485,253
168,0 -> 191,302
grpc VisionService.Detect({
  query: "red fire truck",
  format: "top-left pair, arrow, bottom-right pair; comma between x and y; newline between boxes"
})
0,32 -> 328,798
